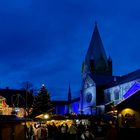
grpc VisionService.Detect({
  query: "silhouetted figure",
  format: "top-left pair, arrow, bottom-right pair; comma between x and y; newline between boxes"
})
81,128 -> 95,140
59,126 -> 69,140
104,121 -> 118,140
68,123 -> 77,140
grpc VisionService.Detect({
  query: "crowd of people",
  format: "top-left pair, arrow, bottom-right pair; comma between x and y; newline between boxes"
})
25,119 -> 118,140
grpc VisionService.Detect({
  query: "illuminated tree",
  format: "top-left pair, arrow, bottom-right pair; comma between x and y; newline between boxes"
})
31,84 -> 53,117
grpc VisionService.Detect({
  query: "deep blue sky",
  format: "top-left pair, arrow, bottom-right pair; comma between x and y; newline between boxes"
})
0,0 -> 140,100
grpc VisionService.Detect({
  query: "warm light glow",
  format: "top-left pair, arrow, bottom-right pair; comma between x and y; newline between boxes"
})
15,107 -> 20,112
121,108 -> 135,115
118,114 -> 122,117
44,114 -> 49,119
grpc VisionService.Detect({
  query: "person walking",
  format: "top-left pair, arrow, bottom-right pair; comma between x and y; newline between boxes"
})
68,123 -> 78,140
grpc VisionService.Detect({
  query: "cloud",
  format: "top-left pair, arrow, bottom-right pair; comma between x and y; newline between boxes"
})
0,0 -> 140,100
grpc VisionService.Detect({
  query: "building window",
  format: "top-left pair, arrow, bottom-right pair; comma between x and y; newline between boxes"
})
104,90 -> 111,103
114,89 -> 119,100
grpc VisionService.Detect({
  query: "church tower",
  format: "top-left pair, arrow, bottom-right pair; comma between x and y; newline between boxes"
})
80,23 -> 113,114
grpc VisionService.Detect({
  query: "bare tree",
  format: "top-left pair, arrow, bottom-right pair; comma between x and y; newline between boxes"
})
20,81 -> 34,116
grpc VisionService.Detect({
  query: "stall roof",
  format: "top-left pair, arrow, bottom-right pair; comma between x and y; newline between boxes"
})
115,90 -> 140,111
0,115 -> 32,123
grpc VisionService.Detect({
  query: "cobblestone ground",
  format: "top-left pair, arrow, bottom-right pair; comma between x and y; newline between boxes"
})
95,137 -> 104,140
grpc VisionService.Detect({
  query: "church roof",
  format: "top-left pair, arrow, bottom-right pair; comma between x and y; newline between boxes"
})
85,23 -> 108,67
52,97 -> 80,105
106,69 -> 140,89
119,69 -> 140,83
113,69 -> 140,86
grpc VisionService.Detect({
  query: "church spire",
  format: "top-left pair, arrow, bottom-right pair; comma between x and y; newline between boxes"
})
68,83 -> 72,101
85,22 -> 112,75
86,23 -> 108,65
67,83 -> 72,114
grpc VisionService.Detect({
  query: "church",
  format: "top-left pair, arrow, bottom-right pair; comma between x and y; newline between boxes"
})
79,22 -> 140,118
54,22 -> 140,118
79,23 -> 114,115
53,23 -> 116,115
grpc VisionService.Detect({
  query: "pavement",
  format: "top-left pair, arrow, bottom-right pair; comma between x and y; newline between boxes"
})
95,137 -> 104,140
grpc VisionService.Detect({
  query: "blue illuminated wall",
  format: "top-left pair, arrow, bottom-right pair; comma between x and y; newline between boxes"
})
71,101 -> 79,114
80,74 -> 96,114
104,80 -> 139,105
53,100 -> 79,115
54,104 -> 67,115
123,81 -> 140,99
